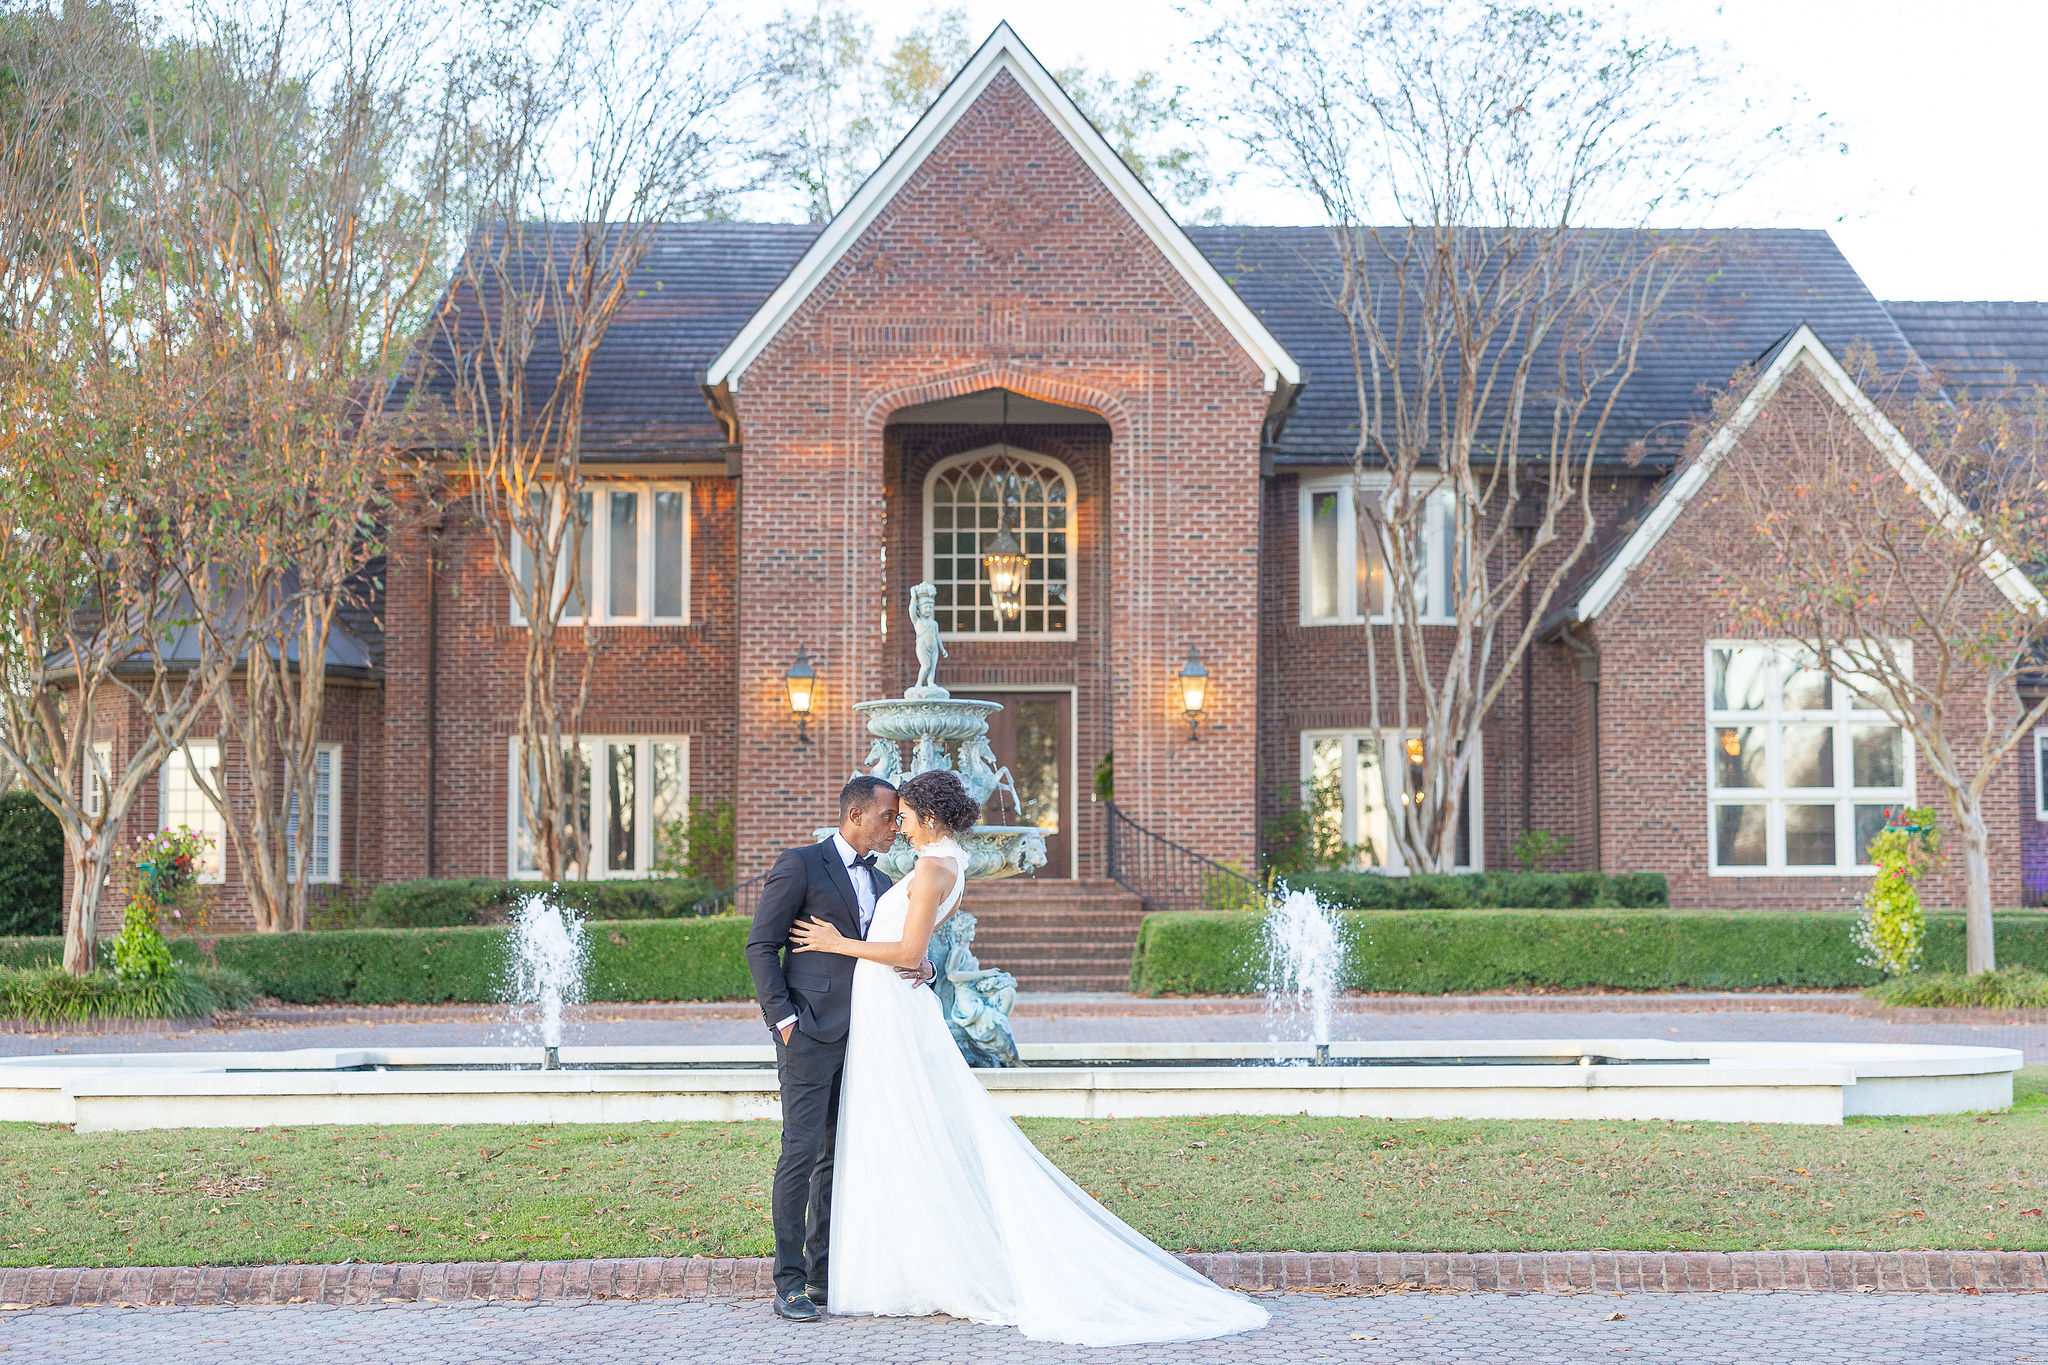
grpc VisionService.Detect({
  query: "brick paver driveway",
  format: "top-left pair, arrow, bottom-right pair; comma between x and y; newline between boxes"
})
7,1291 -> 2047,1364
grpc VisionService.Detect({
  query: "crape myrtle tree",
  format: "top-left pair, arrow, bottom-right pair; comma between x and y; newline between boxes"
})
1208,0 -> 1770,873
431,0 -> 750,881
1694,357 -> 2048,974
0,2 -> 255,971
149,0 -> 455,933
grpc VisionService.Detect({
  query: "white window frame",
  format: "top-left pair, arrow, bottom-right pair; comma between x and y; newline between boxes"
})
508,734 -> 690,880
160,740 -> 225,884
1298,475 -> 1460,627
511,482 -> 691,627
2034,725 -> 2048,821
83,741 -> 111,819
1704,642 -> 1914,877
1298,728 -> 1483,874
286,743 -> 342,884
923,444 -> 1078,641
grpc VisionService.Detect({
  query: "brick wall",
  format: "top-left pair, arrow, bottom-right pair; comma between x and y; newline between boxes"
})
1584,373 -> 2024,910
1256,469 -> 1645,874
378,477 -> 740,883
729,70 -> 1269,875
60,678 -> 383,933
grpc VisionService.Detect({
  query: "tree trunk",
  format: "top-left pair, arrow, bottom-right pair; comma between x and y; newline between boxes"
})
61,832 -> 116,975
1952,791 -> 1997,976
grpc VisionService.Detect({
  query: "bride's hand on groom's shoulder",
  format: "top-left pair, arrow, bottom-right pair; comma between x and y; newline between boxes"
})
789,917 -> 845,953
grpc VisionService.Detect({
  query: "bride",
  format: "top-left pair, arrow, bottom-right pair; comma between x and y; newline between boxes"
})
789,768 -> 1268,1347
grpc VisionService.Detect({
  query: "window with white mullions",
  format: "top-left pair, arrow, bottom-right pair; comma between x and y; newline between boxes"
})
1706,643 -> 1912,875
160,741 -> 225,883
511,483 -> 690,626
2034,726 -> 2048,821
1299,728 -> 1480,873
286,744 -> 341,883
510,735 -> 689,878
924,447 -> 1075,638
1299,477 -> 1462,626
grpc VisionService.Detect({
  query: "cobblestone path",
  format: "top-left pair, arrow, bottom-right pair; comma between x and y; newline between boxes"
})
7,1290 -> 2047,1364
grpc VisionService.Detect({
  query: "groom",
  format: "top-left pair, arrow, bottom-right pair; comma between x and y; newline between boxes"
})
746,774 -> 935,1322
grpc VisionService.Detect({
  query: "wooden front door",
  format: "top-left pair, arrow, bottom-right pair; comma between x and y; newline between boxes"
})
979,691 -> 1071,878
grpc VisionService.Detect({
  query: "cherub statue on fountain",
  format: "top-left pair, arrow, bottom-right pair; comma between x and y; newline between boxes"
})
907,582 -> 948,698
925,911 -> 1019,1067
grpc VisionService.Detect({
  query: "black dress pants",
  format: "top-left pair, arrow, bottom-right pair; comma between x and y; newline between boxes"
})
771,1029 -> 847,1298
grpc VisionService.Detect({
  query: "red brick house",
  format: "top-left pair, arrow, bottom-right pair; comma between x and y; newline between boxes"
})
96,25 -> 2048,941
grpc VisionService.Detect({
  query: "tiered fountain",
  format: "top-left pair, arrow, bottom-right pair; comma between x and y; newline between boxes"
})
817,582 -> 1048,1066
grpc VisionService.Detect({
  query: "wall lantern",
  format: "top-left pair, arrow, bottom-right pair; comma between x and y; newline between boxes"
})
981,517 -> 1028,621
1177,645 -> 1209,740
784,646 -> 817,745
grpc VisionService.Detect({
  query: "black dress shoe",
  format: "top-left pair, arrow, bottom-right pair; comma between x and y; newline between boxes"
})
805,1284 -> 828,1307
773,1291 -> 822,1322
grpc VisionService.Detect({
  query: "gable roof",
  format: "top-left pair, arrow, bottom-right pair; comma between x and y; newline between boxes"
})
1884,301 -> 2048,394
702,23 -> 1300,400
1565,324 -> 2047,624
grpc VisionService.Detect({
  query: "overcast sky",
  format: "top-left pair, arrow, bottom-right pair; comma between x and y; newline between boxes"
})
850,0 -> 2048,302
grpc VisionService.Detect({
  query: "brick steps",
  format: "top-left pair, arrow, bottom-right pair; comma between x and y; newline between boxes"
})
952,877 -> 1146,992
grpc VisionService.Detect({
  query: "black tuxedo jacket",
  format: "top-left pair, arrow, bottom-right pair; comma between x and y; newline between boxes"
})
746,841 -> 893,1043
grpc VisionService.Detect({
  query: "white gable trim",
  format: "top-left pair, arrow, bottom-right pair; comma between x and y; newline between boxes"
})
1571,324 -> 2046,622
703,23 -> 1300,398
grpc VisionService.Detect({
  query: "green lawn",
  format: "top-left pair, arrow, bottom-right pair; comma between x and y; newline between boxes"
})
4,1068 -> 2042,1268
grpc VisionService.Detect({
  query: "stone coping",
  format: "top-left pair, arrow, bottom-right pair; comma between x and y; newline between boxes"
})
8,991 -> 2045,1038
2,1251 -> 2043,1309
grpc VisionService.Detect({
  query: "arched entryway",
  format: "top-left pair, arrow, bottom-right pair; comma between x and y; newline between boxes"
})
886,387 -> 1109,878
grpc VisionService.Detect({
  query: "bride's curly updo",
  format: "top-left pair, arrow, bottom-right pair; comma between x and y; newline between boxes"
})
896,768 -> 981,836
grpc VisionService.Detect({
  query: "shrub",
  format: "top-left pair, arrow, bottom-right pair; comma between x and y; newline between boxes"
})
654,798 -> 736,886
1279,869 -> 1666,911
1865,966 -> 2048,1009
0,792 -> 62,937
348,877 -> 719,929
171,915 -> 753,1005
1511,828 -> 1571,872
1128,908 -> 2048,996
1854,808 -> 1940,976
0,962 -> 254,1022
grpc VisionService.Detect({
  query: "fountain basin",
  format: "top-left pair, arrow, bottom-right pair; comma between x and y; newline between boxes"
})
0,1040 -> 2016,1131
854,696 -> 1003,741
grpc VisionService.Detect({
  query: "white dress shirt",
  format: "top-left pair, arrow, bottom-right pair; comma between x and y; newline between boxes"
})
775,836 -> 892,1036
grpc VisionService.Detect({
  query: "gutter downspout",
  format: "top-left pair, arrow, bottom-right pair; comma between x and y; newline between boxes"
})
424,519 -> 441,879
1559,621 -> 1600,871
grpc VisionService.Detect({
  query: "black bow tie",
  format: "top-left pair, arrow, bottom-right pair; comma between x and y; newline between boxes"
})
852,853 -> 878,870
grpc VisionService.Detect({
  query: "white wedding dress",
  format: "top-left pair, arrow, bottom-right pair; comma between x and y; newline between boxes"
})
827,837 -> 1269,1347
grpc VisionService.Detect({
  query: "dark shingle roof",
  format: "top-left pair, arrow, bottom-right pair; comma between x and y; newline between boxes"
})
1188,227 -> 1915,467
416,222 -> 821,458
426,223 -> 1927,468
1882,301 -> 2048,395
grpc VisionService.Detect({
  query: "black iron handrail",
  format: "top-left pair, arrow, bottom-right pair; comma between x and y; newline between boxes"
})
2026,868 -> 2047,909
690,869 -> 772,918
1103,802 -> 1264,914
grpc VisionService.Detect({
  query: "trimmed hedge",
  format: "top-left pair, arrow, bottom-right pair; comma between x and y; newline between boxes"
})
162,916 -> 754,1005
348,877 -> 720,929
1128,908 -> 2048,996
0,792 -> 62,937
1282,869 -> 1666,910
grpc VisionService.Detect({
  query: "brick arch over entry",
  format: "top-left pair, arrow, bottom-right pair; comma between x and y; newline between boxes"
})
860,369 -> 1132,448
727,70 -> 1271,873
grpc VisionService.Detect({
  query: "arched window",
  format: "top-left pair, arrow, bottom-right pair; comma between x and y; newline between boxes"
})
924,446 -> 1076,637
